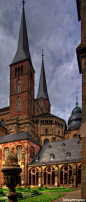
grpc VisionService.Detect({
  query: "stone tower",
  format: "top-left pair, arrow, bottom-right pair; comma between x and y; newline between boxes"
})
76,0 -> 86,199
9,2 -> 34,120
34,50 -> 51,116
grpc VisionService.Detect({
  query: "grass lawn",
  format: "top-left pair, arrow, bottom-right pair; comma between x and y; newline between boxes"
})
0,186 -> 76,202
18,193 -> 64,202
39,188 -> 75,193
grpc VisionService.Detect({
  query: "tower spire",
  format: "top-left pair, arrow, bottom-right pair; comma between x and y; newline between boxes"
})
36,50 -> 49,100
76,96 -> 78,107
11,1 -> 32,66
22,0 -> 25,8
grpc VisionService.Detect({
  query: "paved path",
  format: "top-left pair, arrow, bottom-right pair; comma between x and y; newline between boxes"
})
53,188 -> 82,202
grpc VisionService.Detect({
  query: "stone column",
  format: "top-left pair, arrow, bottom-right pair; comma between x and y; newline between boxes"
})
21,149 -> 25,186
73,164 -> 77,187
55,167 -> 58,187
38,172 -> 42,187
41,171 -> 44,187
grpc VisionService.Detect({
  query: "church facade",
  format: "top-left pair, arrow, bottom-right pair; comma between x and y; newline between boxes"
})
0,1 -> 82,187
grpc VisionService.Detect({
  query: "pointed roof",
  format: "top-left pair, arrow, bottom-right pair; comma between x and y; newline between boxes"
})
36,50 -> 49,100
11,2 -> 32,66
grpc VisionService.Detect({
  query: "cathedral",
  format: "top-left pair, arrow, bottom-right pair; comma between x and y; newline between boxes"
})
0,1 -> 82,187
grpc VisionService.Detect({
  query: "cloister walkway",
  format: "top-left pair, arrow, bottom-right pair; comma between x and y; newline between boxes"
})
53,188 -> 81,202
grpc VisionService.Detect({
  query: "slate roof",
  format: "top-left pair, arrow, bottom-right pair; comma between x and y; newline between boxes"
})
36,55 -> 49,101
29,138 -> 81,166
68,106 -> 82,130
0,131 -> 41,147
11,6 -> 32,66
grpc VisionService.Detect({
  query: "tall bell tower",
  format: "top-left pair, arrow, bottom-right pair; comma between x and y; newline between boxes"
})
9,1 -> 34,121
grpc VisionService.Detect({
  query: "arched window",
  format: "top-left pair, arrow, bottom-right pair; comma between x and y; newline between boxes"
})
17,97 -> 20,111
30,81 -> 32,94
44,166 -> 55,185
30,99 -> 32,113
15,68 -> 17,77
73,134 -> 77,138
78,164 -> 81,184
17,145 -> 22,161
52,136 -> 56,142
18,66 -> 20,76
44,139 -> 49,145
1,119 -> 5,128
30,146 -> 35,159
4,147 -> 9,161
29,168 -> 38,186
21,66 -> 23,75
30,69 -> 32,79
60,165 -> 72,185
17,79 -> 21,93
46,128 -> 48,134
58,130 -> 60,136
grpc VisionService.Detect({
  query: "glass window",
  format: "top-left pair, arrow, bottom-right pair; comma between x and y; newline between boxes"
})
44,139 -> 49,145
15,68 -> 17,77
30,146 -> 35,159
17,145 -> 22,161
17,79 -> 21,93
17,97 -> 20,111
18,66 -> 20,76
21,66 -> 23,75
1,119 -> 5,128
4,147 -> 9,161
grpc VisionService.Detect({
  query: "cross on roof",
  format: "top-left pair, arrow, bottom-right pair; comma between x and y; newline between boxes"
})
22,0 -> 25,7
42,49 -> 44,60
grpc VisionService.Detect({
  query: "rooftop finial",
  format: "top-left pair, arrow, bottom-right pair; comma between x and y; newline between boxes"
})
76,96 -> 78,107
42,49 -> 44,60
22,0 -> 25,8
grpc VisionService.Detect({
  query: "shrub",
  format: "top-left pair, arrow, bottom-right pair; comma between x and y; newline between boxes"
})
26,186 -> 30,190
17,192 -> 23,199
0,189 -> 3,195
37,187 -> 41,190
31,188 -> 38,194
16,186 -> 22,191
43,186 -> 48,189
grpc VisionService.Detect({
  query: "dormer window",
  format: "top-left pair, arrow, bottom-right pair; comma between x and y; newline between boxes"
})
62,143 -> 65,146
66,152 -> 71,158
35,156 -> 39,162
50,153 -> 55,160
77,140 -> 81,144
48,145 -> 52,148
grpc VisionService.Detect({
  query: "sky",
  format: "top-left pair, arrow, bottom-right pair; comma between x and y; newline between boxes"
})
0,0 -> 82,125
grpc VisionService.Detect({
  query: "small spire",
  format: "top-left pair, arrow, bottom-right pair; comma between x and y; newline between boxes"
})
76,96 -> 78,107
22,0 -> 25,8
42,49 -> 44,60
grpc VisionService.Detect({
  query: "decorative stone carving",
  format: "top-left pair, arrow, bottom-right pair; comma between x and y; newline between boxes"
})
1,152 -> 22,202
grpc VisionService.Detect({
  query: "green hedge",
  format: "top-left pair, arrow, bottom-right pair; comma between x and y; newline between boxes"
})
31,188 -> 38,194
